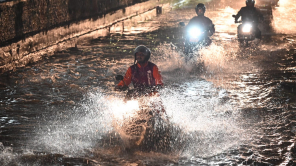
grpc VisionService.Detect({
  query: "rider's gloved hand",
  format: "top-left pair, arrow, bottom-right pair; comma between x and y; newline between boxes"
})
114,85 -> 128,91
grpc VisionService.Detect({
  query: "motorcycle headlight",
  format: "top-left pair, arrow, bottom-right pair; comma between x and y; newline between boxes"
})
242,23 -> 252,33
188,27 -> 202,38
111,100 -> 139,120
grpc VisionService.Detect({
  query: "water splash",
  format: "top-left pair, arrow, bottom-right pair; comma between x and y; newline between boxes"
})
32,90 -> 114,155
151,42 -> 240,75
23,42 -> 251,159
25,79 -> 246,160
147,43 -> 249,157
273,0 -> 296,34
151,43 -> 185,72
199,43 -> 239,74
160,80 -> 245,157
0,143 -> 17,165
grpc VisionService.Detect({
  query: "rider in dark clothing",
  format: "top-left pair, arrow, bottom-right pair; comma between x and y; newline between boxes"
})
234,0 -> 264,39
186,3 -> 215,45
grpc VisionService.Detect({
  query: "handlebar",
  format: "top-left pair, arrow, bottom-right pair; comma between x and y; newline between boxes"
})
125,86 -> 162,101
115,74 -> 162,100
114,85 -> 129,91
116,85 -> 161,93
232,14 -> 242,23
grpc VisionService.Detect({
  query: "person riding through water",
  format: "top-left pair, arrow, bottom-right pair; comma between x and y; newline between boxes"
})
115,45 -> 163,91
234,0 -> 264,39
186,3 -> 215,45
115,45 -> 165,113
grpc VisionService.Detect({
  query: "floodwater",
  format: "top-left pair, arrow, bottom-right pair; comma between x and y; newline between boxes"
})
0,0 -> 296,165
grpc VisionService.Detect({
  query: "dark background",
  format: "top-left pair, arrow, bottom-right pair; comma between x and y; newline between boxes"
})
0,0 -> 147,46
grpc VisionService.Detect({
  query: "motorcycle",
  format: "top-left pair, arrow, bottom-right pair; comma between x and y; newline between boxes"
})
232,15 -> 256,46
179,22 -> 212,57
114,75 -> 170,151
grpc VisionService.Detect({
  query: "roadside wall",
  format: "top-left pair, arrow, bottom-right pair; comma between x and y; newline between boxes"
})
0,0 -> 168,73
0,0 -> 146,45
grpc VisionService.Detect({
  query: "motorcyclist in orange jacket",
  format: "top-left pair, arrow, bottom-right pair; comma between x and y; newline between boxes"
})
115,45 -> 163,91
115,45 -> 165,113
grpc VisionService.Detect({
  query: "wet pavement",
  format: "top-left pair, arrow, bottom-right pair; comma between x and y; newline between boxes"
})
1,0 -> 296,165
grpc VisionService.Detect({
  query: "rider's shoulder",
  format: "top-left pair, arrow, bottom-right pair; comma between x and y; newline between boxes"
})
205,16 -> 213,22
190,16 -> 199,21
148,61 -> 157,66
240,6 -> 248,11
200,16 -> 213,24
192,15 -> 210,21
129,64 -> 136,70
148,62 -> 161,70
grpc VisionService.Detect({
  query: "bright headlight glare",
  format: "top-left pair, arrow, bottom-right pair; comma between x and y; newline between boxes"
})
111,100 -> 139,120
242,23 -> 252,33
189,27 -> 202,38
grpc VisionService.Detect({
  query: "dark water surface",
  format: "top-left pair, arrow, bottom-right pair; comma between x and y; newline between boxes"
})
1,0 -> 296,165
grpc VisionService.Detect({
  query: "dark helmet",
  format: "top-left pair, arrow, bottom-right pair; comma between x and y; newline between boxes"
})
246,0 -> 255,6
195,3 -> 206,15
134,45 -> 151,62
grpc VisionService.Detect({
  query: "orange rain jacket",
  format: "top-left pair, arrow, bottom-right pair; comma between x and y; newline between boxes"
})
117,61 -> 163,88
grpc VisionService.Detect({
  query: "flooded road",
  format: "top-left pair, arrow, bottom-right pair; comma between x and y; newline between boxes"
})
0,0 -> 296,165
